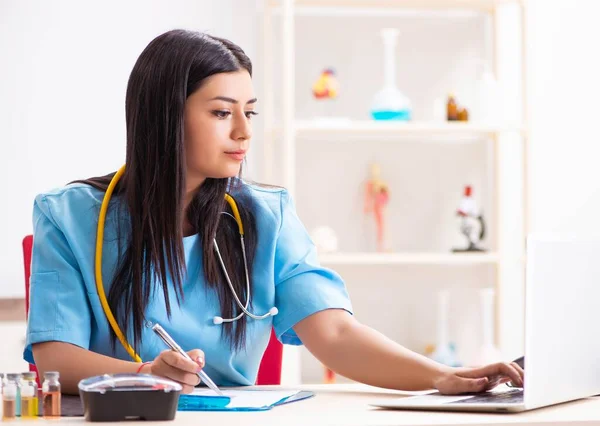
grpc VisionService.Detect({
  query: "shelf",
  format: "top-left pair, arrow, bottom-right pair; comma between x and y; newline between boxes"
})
293,120 -> 523,138
318,252 -> 500,265
268,0 -> 520,14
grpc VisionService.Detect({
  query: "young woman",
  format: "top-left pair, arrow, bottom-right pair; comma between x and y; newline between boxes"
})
25,29 -> 524,395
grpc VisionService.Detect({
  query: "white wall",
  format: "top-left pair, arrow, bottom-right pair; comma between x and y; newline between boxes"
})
0,0 -> 260,298
526,0 -> 600,236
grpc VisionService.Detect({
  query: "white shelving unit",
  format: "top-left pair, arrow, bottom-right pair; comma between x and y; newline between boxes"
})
261,0 -> 527,384
319,252 -> 500,266
268,0 -> 519,13
294,120 -> 523,137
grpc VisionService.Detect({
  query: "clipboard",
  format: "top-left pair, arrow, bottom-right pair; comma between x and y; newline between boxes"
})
178,389 -> 315,412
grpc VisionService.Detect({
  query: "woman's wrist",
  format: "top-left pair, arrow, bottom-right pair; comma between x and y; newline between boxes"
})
430,364 -> 453,390
136,361 -> 152,374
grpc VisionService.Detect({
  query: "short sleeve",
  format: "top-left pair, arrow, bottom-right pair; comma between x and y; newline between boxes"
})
23,195 -> 93,364
272,191 -> 353,345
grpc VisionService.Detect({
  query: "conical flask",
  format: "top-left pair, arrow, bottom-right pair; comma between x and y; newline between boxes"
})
370,28 -> 412,121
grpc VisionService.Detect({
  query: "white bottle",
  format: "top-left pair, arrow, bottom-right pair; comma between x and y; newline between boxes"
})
474,288 -> 503,365
473,61 -> 501,124
430,290 -> 461,367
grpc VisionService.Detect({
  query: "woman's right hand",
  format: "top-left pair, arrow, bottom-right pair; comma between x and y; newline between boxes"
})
433,362 -> 524,395
142,349 -> 205,394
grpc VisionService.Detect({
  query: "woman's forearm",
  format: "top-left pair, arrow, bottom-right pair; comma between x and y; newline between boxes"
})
320,320 -> 447,390
32,342 -> 144,394
295,310 -> 449,391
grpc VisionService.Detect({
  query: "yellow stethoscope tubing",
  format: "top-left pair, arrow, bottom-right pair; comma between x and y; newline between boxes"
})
94,164 -> 139,362
224,193 -> 244,236
95,164 -> 244,362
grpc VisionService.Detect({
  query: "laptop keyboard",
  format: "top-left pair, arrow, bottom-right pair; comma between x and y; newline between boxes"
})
450,389 -> 524,405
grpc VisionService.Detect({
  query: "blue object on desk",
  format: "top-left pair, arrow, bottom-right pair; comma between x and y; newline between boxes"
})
179,395 -> 232,411
178,390 -> 315,412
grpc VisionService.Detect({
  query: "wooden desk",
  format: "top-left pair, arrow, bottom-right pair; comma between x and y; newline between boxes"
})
56,384 -> 600,426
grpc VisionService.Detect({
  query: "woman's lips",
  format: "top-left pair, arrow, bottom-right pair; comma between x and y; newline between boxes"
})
225,150 -> 246,161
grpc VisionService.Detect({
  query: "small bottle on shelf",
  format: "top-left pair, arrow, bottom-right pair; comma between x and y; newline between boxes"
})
42,372 -> 61,419
20,371 -> 39,418
447,94 -> 458,121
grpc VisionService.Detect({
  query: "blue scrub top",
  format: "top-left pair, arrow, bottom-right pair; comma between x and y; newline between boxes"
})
24,182 -> 352,386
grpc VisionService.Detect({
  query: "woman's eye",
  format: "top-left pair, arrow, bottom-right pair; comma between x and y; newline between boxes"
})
212,110 -> 231,119
245,111 -> 259,119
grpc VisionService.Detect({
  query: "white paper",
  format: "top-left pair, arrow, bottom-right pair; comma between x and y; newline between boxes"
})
189,389 -> 300,409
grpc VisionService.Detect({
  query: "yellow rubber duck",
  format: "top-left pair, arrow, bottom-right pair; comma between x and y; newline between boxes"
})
312,68 -> 338,99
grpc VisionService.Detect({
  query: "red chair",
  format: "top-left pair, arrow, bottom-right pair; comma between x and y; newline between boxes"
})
22,235 -> 282,385
256,329 -> 283,385
22,235 -> 39,386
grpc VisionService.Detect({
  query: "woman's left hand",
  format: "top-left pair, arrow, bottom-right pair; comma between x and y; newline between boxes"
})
433,362 -> 525,395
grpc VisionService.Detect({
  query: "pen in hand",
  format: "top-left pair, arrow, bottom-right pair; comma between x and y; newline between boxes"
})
151,323 -> 224,396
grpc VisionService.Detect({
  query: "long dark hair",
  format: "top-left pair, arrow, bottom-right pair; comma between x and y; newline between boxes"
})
73,29 -> 257,353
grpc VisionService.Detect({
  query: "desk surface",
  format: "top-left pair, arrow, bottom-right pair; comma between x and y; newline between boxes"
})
56,384 -> 600,426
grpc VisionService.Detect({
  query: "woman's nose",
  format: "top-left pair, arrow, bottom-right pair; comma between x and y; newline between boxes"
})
231,114 -> 252,141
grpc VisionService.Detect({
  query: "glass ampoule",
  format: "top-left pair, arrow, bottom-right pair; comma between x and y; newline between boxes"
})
20,371 -> 39,418
42,372 -> 61,419
2,373 -> 21,421
0,373 -> 4,419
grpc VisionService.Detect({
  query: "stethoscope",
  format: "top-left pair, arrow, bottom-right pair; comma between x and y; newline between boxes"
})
95,164 -> 278,362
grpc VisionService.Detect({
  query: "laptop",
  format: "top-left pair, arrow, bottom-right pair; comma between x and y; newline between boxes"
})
372,236 -> 600,413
